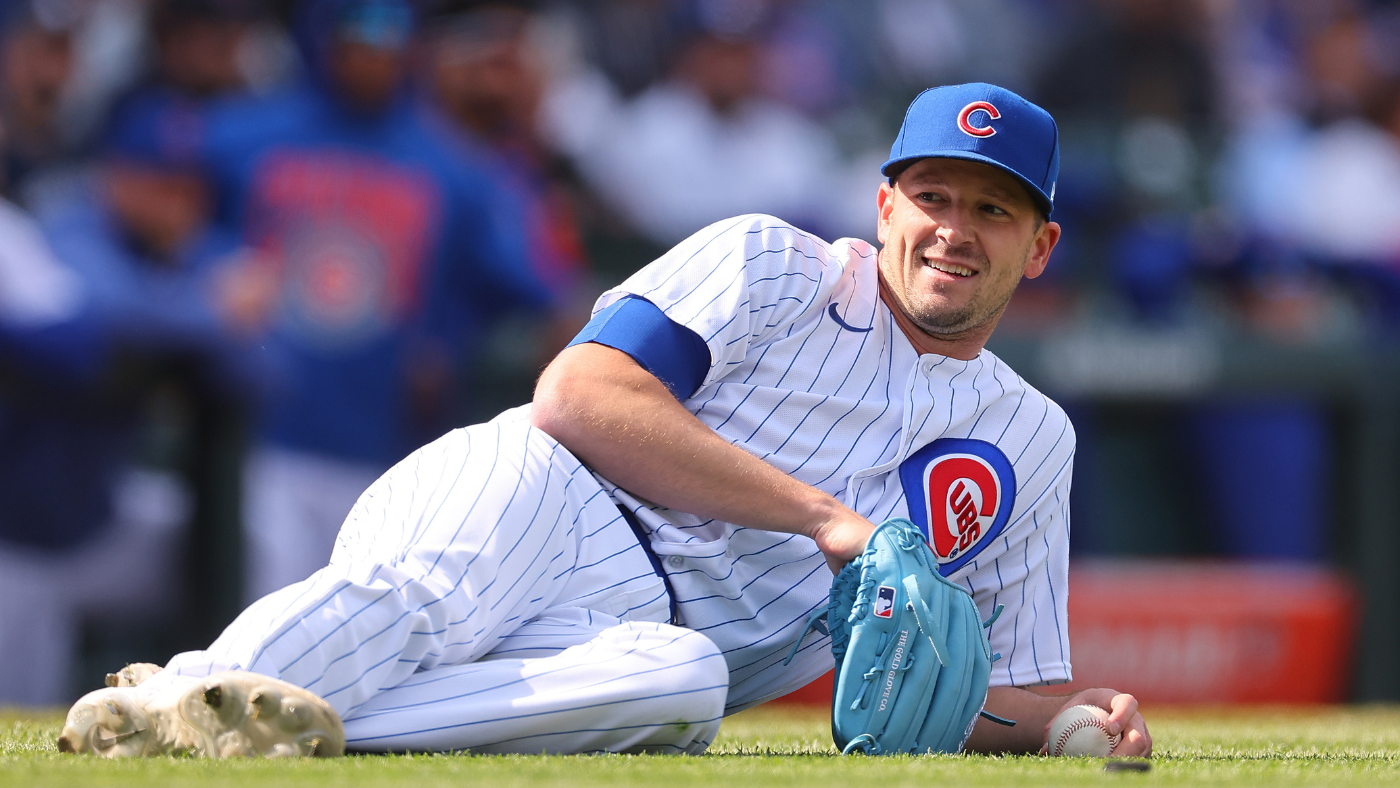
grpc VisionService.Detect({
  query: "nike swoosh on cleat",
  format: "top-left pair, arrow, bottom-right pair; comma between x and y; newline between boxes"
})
828,303 -> 873,333
95,727 -> 145,750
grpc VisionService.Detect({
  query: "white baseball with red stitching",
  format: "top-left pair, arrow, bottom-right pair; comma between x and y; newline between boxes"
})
1046,704 -> 1120,757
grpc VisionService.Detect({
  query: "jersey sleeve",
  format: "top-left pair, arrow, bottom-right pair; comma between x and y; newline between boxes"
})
568,295 -> 712,399
592,214 -> 843,392
969,408 -> 1075,689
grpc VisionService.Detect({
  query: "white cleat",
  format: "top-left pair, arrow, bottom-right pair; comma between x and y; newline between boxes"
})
105,663 -> 164,688
57,670 -> 345,758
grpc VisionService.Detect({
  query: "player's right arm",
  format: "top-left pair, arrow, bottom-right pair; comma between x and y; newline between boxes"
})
531,340 -> 873,570
534,215 -> 878,567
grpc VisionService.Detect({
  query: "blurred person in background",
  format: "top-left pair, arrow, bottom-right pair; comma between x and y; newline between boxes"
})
1035,0 -> 1217,299
562,0 -> 679,100
145,0 -> 262,101
425,0 -> 595,417
199,0 -> 554,601
869,0 -> 1046,105
1222,7 -> 1400,322
0,0 -> 79,205
1030,0 -> 1331,562
1191,4 -> 1400,564
1192,4 -> 1400,563
540,0 -> 873,249
0,186 -> 104,706
0,89 -> 246,706
48,0 -> 262,254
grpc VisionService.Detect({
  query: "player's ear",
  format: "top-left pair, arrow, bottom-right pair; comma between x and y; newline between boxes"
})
1022,220 -> 1060,280
876,181 -> 895,245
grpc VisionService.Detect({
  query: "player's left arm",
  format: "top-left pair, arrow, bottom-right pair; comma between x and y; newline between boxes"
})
965,686 -> 1151,756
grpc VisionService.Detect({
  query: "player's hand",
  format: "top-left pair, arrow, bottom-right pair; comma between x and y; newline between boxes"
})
211,249 -> 280,336
809,509 -> 876,574
1041,688 -> 1152,757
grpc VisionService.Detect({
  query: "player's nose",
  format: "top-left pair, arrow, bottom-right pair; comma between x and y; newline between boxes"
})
932,209 -> 975,249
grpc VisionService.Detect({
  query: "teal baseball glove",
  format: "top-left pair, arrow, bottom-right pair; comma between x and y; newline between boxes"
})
787,518 -> 1011,755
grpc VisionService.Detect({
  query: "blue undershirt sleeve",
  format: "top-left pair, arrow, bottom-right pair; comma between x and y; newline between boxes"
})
567,295 -> 712,401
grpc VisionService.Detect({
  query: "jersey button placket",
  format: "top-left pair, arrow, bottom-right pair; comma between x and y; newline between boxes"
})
666,555 -> 684,568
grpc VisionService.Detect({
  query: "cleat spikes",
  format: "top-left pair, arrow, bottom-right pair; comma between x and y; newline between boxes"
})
248,690 -> 268,719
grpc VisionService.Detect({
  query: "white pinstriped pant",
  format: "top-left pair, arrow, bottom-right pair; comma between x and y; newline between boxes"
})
162,415 -> 728,754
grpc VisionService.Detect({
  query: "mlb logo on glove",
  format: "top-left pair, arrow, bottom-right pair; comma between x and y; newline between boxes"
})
874,586 -> 897,618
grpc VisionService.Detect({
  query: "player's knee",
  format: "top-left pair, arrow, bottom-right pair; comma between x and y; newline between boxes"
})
660,623 -> 727,691
614,623 -> 727,753
667,628 -> 728,753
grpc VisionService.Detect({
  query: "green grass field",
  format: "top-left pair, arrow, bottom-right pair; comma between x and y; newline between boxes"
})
3,704 -> 1398,787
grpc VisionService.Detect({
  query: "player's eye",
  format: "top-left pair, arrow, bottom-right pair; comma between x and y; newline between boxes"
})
981,203 -> 1009,217
917,192 -> 945,203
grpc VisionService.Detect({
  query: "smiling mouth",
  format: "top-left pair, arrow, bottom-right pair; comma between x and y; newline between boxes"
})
927,259 -> 977,277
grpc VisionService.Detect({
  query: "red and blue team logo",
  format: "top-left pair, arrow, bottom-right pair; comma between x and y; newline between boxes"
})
280,223 -> 392,349
874,586 -> 896,618
898,438 -> 1016,574
957,101 -> 1001,138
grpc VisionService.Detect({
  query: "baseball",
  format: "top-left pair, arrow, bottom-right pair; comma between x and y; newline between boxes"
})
1046,704 -> 1121,757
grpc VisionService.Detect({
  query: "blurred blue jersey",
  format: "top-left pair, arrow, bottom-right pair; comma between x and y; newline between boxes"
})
200,84 -> 551,465
0,187 -> 239,550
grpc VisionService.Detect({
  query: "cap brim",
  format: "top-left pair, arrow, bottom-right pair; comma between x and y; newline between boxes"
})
881,151 -> 1053,217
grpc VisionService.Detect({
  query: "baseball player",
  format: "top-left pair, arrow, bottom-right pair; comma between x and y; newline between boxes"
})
59,83 -> 1150,758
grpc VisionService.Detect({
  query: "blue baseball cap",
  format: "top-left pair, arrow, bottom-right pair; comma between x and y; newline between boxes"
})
338,0 -> 415,49
882,83 -> 1060,217
104,89 -> 205,171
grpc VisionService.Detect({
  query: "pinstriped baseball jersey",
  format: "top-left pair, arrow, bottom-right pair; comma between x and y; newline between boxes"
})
592,213 -> 1075,712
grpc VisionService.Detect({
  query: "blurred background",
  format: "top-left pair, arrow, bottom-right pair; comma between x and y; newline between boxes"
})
0,0 -> 1397,707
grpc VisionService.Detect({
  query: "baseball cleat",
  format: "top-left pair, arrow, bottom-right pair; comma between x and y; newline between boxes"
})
57,670 -> 345,758
105,662 -> 164,688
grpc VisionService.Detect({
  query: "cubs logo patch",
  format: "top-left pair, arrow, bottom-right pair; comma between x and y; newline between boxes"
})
957,101 -> 1001,138
898,438 -> 1016,574
874,586 -> 896,618
281,224 -> 392,349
